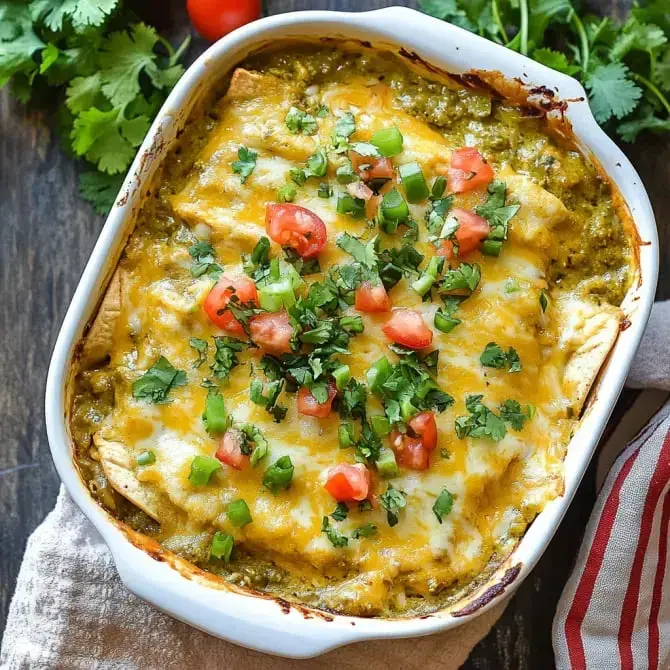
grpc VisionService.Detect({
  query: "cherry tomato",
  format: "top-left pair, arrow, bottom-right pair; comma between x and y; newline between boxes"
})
390,430 -> 430,470
324,463 -> 371,502
408,411 -> 438,451
355,281 -> 391,313
215,428 -> 249,470
438,207 -> 491,259
382,309 -> 433,349
447,147 -> 494,193
204,273 -> 258,336
186,0 -> 262,42
349,151 -> 395,182
249,311 -> 293,355
297,381 -> 337,418
265,204 -> 327,259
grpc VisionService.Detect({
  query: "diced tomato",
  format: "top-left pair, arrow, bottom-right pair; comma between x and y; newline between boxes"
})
346,181 -> 373,200
265,204 -> 327,259
215,428 -> 249,470
349,151 -> 395,182
355,281 -> 391,313
382,309 -> 433,349
297,381 -> 337,418
447,147 -> 494,193
390,430 -> 430,470
249,311 -> 294,355
438,207 -> 491,259
408,411 -> 438,451
324,463 -> 371,501
204,273 -> 258,335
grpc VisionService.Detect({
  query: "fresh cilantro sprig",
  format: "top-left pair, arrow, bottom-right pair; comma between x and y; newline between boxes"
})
0,2 -> 190,213
133,356 -> 186,403
418,0 -> 670,141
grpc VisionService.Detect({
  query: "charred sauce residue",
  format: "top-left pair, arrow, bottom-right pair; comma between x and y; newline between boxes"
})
451,563 -> 523,617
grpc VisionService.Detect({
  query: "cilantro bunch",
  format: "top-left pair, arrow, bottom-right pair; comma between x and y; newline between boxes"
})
419,0 -> 670,141
0,0 -> 190,213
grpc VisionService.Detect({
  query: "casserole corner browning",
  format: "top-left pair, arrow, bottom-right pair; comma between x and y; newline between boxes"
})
69,41 -> 634,619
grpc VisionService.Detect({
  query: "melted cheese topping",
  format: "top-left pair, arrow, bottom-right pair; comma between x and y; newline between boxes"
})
79,59 -> 626,617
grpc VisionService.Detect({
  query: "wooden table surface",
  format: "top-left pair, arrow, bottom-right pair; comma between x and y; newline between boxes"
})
0,0 -> 668,666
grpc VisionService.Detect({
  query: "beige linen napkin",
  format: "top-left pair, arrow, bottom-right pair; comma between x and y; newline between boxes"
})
2,302 -> 667,669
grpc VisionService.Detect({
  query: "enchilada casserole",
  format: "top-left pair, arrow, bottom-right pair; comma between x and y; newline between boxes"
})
70,43 -> 634,617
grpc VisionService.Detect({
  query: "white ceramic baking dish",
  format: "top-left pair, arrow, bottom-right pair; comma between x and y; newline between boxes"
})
45,6 -> 658,658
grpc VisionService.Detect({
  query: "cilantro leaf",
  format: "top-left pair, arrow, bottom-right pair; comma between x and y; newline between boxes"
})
285,106 -> 317,135
533,48 -> 580,76
455,395 -> 507,441
78,170 -> 122,215
585,63 -> 642,124
380,485 -> 406,527
475,181 -> 519,241
188,241 -> 223,279
351,523 -> 378,539
39,0 -> 120,32
336,233 -> 378,270
432,488 -> 454,523
211,336 -> 246,382
479,342 -> 522,372
189,337 -> 208,368
438,263 -> 481,295
610,18 -> 667,62
333,111 -> 356,138
499,399 -> 532,431
133,356 -> 186,403
321,516 -> 348,547
330,502 -> 349,521
231,146 -> 257,183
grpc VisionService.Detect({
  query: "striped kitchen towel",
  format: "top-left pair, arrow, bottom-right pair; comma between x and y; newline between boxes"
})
553,300 -> 670,669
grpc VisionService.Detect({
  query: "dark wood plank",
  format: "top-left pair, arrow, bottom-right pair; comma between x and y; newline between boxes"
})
0,2 -> 667,668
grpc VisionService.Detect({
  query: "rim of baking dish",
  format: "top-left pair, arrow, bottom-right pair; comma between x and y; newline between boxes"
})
45,7 -> 658,658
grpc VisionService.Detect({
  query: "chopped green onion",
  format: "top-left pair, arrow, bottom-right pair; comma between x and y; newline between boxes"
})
430,175 -> 447,199
339,315 -> 364,333
380,188 -> 409,224
367,357 -> 392,393
250,237 -> 270,265
289,167 -> 307,186
370,415 -> 391,436
337,193 -> 365,218
136,451 -> 156,466
305,150 -> 328,178
400,397 -> 418,421
203,392 -> 230,434
412,255 -> 444,296
263,455 -> 294,493
257,277 -> 296,311
277,184 -> 297,203
227,499 -> 253,527
434,310 -> 461,333
318,182 -> 333,198
481,239 -> 503,256
339,422 -> 356,448
377,447 -> 399,478
370,126 -> 403,157
210,531 -> 234,561
333,364 -> 351,391
188,455 -> 222,487
399,162 -> 429,203
411,273 -> 434,297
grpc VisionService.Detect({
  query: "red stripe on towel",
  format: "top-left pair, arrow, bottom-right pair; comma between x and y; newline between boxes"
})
564,450 -> 640,669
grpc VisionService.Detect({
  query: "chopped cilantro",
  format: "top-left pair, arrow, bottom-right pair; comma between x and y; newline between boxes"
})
277,184 -> 297,203
239,424 -> 269,466
438,263 -> 481,295
475,181 -> 519,243
455,395 -> 507,441
380,485 -> 406,527
132,356 -> 186,403
333,111 -> 356,138
352,523 -> 378,539
499,399 -> 533,431
249,378 -> 287,422
432,488 -> 454,523
321,516 -> 349,547
479,342 -> 522,372
210,337 -> 246,382
285,106 -> 318,135
188,241 -> 223,279
330,502 -> 349,521
231,146 -> 257,183
189,337 -> 208,368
